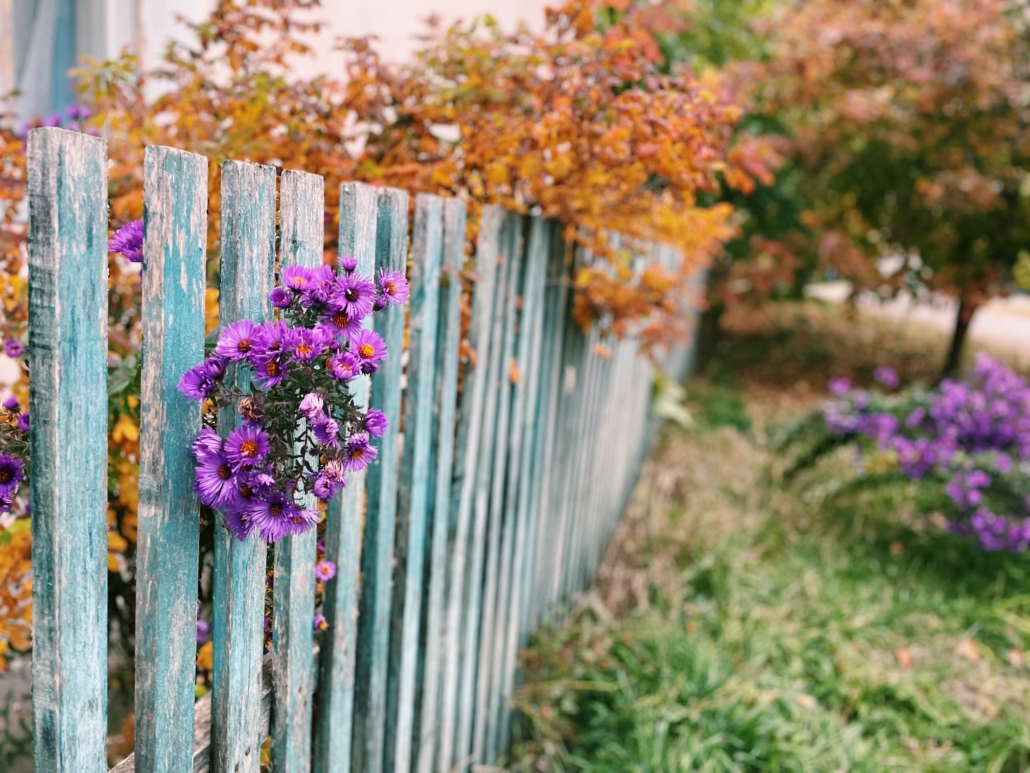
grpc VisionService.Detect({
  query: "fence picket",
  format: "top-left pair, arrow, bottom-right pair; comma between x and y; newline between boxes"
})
473,213 -> 524,764
271,169 -> 324,773
353,187 -> 410,773
414,197 -> 467,773
27,127 -> 110,773
495,216 -> 550,751
212,160 -> 277,773
136,145 -> 208,773
315,181 -> 379,773
438,206 -> 504,772
385,194 -> 444,773
454,208 -> 510,768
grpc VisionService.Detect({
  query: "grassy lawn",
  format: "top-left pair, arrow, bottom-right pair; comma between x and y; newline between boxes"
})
513,304 -> 1030,772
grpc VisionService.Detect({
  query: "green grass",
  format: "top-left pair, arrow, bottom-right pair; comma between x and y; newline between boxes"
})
513,305 -> 1030,772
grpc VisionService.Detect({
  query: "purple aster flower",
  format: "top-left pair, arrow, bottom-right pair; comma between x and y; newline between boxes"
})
313,414 -> 341,448
282,265 -> 314,292
317,537 -> 327,553
290,327 -> 331,362
873,366 -> 899,390
315,560 -> 337,581
350,329 -> 387,365
252,354 -> 289,388
4,339 -> 24,358
828,377 -> 851,397
372,296 -> 388,312
179,363 -> 217,401
248,491 -> 294,543
109,220 -> 144,263
285,506 -> 319,537
300,266 -> 337,308
362,408 -> 388,438
330,273 -> 377,320
225,425 -> 271,471
43,113 -> 62,128
215,320 -> 260,362
223,504 -> 258,540
2,395 -> 19,412
196,619 -> 211,644
191,427 -> 224,462
299,393 -> 324,420
193,448 -> 238,508
314,614 -> 329,632
270,286 -> 292,308
250,321 -> 292,361
319,310 -> 362,340
0,454 -> 25,496
377,269 -> 409,306
342,434 -> 377,472
339,255 -> 358,273
329,351 -> 361,381
313,474 -> 344,500
16,413 -> 29,433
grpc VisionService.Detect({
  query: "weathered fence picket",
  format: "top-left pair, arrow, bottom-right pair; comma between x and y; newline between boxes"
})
136,145 -> 208,773
271,169 -> 324,773
24,128 -> 704,773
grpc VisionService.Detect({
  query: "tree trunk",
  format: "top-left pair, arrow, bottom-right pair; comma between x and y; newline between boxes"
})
939,296 -> 977,381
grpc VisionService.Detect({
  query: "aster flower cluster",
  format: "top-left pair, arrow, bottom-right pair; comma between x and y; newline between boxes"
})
823,355 -> 1030,552
108,219 -> 144,264
16,105 -> 98,140
178,257 -> 408,543
0,395 -> 29,518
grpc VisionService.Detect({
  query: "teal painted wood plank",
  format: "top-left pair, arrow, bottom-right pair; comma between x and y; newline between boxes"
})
353,186 -> 409,773
213,160 -> 276,773
472,213 -> 523,765
493,215 -> 550,756
315,181 -> 378,773
271,169 -> 324,773
414,197 -> 467,773
437,206 -> 503,773
385,194 -> 443,773
27,127 -> 109,773
454,207 -> 510,769
523,224 -> 569,633
136,145 -> 208,773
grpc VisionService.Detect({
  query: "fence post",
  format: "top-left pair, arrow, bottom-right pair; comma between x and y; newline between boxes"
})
270,169 -> 324,773
352,186 -> 409,773
212,160 -> 277,773
136,145 -> 208,773
414,196 -> 467,773
385,194 -> 443,773
27,126 -> 109,773
315,181 -> 378,773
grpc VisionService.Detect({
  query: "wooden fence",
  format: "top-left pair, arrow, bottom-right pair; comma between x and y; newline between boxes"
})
25,127 -> 700,772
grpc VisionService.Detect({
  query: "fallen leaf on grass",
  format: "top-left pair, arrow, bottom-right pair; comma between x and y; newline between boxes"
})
956,638 -> 980,663
895,646 -> 914,669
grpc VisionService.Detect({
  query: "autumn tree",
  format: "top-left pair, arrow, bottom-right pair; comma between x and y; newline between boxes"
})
758,0 -> 1030,377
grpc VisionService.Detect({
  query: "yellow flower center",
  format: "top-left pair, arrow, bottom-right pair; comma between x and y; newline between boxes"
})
240,439 -> 259,457
358,343 -> 375,359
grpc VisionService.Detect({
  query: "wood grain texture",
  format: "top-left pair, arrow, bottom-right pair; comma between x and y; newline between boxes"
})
271,170 -> 324,773
413,197 -> 467,773
212,160 -> 276,773
352,186 -> 409,773
314,181 -> 378,773
472,213 -> 524,765
136,145 -> 208,773
27,127 -> 110,773
385,194 -> 443,773
437,206 -> 503,773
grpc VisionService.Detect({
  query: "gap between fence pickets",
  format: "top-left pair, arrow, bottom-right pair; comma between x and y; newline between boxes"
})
109,649 -> 318,772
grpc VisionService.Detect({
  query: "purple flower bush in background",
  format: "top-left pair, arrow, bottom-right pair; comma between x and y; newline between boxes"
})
820,354 -> 1030,552
178,257 -> 406,544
